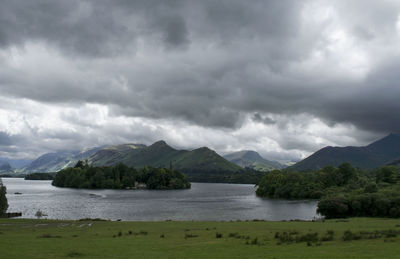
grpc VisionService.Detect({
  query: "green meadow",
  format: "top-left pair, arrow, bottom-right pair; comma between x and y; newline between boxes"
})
1,218 -> 400,258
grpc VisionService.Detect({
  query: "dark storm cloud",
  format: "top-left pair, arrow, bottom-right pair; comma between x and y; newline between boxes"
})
0,0 -> 307,128
0,0 -> 399,160
252,114 -> 276,125
323,60 -> 400,133
0,0 -> 133,56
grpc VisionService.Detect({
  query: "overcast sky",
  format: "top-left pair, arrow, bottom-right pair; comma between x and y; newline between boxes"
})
1,0 -> 400,161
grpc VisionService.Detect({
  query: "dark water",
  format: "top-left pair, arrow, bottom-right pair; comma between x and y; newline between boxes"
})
2,178 -> 319,221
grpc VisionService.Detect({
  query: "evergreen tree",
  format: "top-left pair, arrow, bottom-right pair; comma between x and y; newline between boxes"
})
0,182 -> 8,216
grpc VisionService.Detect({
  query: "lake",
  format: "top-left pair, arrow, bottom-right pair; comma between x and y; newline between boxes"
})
2,178 -> 319,221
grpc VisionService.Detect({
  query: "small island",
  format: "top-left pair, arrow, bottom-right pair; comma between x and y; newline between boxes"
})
52,161 -> 191,190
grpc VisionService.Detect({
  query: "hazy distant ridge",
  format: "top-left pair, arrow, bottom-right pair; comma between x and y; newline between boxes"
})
223,150 -> 284,171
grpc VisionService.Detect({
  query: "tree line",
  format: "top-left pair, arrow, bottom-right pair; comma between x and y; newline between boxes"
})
256,163 -> 400,218
25,172 -> 56,180
52,161 -> 191,190
0,179 -> 8,216
184,168 -> 265,184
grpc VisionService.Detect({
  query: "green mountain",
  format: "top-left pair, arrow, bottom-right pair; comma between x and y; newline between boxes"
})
173,147 -> 242,173
89,144 -> 147,166
90,141 -> 242,174
223,150 -> 284,172
291,133 -> 400,171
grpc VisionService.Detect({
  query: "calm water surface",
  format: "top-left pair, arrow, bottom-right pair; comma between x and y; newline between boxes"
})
3,178 -> 319,221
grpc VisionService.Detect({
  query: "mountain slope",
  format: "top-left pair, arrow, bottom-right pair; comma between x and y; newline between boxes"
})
173,147 -> 242,173
89,144 -> 146,166
22,146 -> 104,173
123,141 -> 185,168
291,133 -> 400,171
388,158 -> 400,166
224,150 -> 284,171
0,161 -> 13,174
0,158 -> 33,169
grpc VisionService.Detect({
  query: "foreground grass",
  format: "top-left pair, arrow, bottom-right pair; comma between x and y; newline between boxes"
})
0,218 -> 400,258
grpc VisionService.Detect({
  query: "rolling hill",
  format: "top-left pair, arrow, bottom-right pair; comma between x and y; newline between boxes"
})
223,150 -> 284,171
291,133 -> 400,171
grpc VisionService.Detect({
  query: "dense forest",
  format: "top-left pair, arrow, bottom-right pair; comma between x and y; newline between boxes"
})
25,172 -> 56,180
52,161 -> 191,190
256,163 -> 400,218
0,181 -> 8,216
185,168 -> 265,184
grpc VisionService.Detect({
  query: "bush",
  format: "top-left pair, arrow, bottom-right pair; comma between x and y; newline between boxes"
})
342,230 -> 361,241
317,197 -> 348,219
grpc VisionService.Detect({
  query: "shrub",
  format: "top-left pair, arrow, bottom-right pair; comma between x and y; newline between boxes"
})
342,230 -> 361,241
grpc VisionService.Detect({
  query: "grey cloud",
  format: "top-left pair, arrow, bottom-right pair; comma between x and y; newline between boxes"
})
0,132 -> 13,146
0,0 -> 399,159
277,136 -> 325,153
0,0 -> 134,57
252,113 -> 276,125
0,0 -> 398,133
316,58 -> 400,133
155,15 -> 190,49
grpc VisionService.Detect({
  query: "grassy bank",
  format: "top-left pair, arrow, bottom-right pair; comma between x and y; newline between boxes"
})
1,218 -> 400,258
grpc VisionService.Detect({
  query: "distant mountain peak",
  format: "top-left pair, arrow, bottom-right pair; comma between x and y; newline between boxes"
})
0,161 -> 12,171
223,150 -> 284,171
148,140 -> 176,153
196,147 -> 213,151
241,150 -> 264,159
149,140 -> 172,148
151,140 -> 168,146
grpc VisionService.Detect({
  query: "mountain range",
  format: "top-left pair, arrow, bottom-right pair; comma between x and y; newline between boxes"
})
291,133 -> 400,171
5,133 -> 400,176
88,141 -> 242,174
14,141 -> 283,176
223,150 -> 284,171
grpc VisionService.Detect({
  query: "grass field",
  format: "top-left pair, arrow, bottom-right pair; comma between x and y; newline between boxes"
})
1,218 -> 400,258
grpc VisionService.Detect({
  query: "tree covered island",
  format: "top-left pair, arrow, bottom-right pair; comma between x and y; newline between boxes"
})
52,161 -> 191,190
